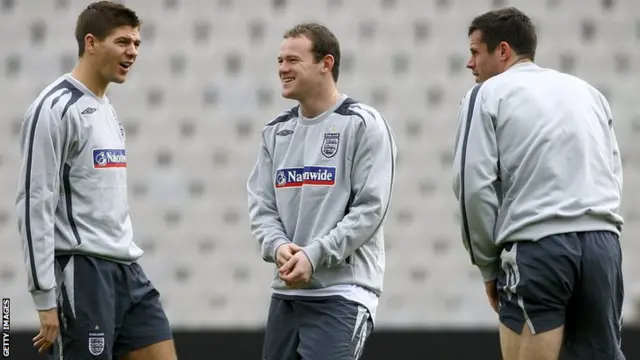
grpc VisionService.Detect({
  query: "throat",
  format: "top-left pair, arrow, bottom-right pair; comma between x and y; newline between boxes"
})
71,65 -> 109,98
299,91 -> 342,119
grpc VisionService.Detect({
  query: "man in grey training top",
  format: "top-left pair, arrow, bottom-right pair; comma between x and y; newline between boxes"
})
247,22 -> 397,360
452,7 -> 624,360
15,2 -> 175,359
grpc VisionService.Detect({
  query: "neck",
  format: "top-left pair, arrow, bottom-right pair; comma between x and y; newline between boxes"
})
71,58 -> 109,98
299,82 -> 340,119
503,55 -> 532,72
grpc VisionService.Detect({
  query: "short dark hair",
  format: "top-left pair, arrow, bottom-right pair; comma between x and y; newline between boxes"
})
284,23 -> 341,82
468,7 -> 537,61
75,1 -> 141,57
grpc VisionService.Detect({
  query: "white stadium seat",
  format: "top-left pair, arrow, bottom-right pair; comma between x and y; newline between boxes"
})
0,0 -> 638,329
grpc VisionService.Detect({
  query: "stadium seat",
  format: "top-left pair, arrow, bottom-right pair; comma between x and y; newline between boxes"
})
1,0 -> 638,329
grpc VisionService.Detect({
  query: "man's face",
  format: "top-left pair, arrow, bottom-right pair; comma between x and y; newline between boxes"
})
277,36 -> 324,101
466,30 -> 502,83
92,25 -> 140,84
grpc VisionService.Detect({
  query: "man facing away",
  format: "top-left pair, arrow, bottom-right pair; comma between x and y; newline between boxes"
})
15,2 -> 176,359
452,7 -> 625,360
247,22 -> 397,360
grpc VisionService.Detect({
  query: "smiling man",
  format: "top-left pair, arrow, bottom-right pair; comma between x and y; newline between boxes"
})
246,22 -> 397,360
15,2 -> 175,359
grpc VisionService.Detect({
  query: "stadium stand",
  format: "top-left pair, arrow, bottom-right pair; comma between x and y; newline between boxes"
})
0,0 -> 638,331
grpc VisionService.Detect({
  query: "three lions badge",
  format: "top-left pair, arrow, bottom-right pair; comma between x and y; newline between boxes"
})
321,126 -> 340,158
88,328 -> 105,356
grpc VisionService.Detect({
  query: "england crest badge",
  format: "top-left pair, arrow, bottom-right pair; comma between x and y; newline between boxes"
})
88,331 -> 105,356
321,130 -> 340,158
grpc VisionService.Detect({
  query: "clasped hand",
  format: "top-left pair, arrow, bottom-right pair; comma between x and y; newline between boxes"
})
276,243 -> 313,288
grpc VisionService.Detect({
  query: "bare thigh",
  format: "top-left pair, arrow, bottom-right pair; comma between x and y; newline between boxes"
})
119,339 -> 177,360
500,322 -> 563,360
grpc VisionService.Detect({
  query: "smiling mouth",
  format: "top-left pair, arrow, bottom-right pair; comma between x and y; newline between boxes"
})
119,62 -> 133,70
282,77 -> 295,83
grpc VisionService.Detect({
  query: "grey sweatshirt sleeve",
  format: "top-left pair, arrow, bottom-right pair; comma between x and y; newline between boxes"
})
601,95 -> 623,198
611,128 -> 623,196
453,87 -> 501,282
246,131 -> 290,263
302,112 -> 396,272
15,103 -> 68,311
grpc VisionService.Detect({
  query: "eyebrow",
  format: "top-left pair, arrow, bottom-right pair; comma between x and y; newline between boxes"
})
278,55 -> 300,60
115,36 -> 142,45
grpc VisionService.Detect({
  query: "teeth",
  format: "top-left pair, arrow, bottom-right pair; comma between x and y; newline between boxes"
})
283,78 -> 294,83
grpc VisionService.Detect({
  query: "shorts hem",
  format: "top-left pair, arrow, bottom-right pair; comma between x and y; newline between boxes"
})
562,350 -> 626,360
113,331 -> 174,357
529,317 -> 565,334
499,314 -> 564,335
499,317 -> 525,335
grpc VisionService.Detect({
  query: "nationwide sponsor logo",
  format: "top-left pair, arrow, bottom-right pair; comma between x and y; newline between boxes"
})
275,166 -> 336,188
93,149 -> 126,169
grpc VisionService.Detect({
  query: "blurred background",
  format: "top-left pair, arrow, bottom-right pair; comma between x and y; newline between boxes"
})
0,0 -> 639,358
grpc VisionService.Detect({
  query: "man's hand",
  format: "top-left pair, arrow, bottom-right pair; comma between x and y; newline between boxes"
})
485,280 -> 499,314
33,308 -> 59,354
279,251 -> 313,288
276,243 -> 301,268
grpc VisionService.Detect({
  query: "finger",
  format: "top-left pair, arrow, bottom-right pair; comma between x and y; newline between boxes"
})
282,267 -> 303,283
279,257 -> 298,274
33,337 -> 45,348
282,251 -> 293,260
277,254 -> 292,268
33,332 -> 44,342
279,266 -> 297,281
280,267 -> 293,280
47,326 -> 58,343
34,338 -> 50,350
38,342 -> 52,354
289,243 -> 302,252
33,341 -> 52,353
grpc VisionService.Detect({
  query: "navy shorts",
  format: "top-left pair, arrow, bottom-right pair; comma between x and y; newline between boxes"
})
263,294 -> 373,360
48,254 -> 173,359
498,231 -> 625,360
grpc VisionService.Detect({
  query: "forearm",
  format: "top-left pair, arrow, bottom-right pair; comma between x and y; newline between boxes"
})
246,138 -> 291,263
302,201 -> 385,271
16,193 -> 58,310
454,86 -> 501,282
248,200 -> 291,263
465,187 -> 501,281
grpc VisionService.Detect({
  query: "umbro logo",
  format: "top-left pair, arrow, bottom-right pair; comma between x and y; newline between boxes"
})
276,129 -> 293,136
82,107 -> 97,114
